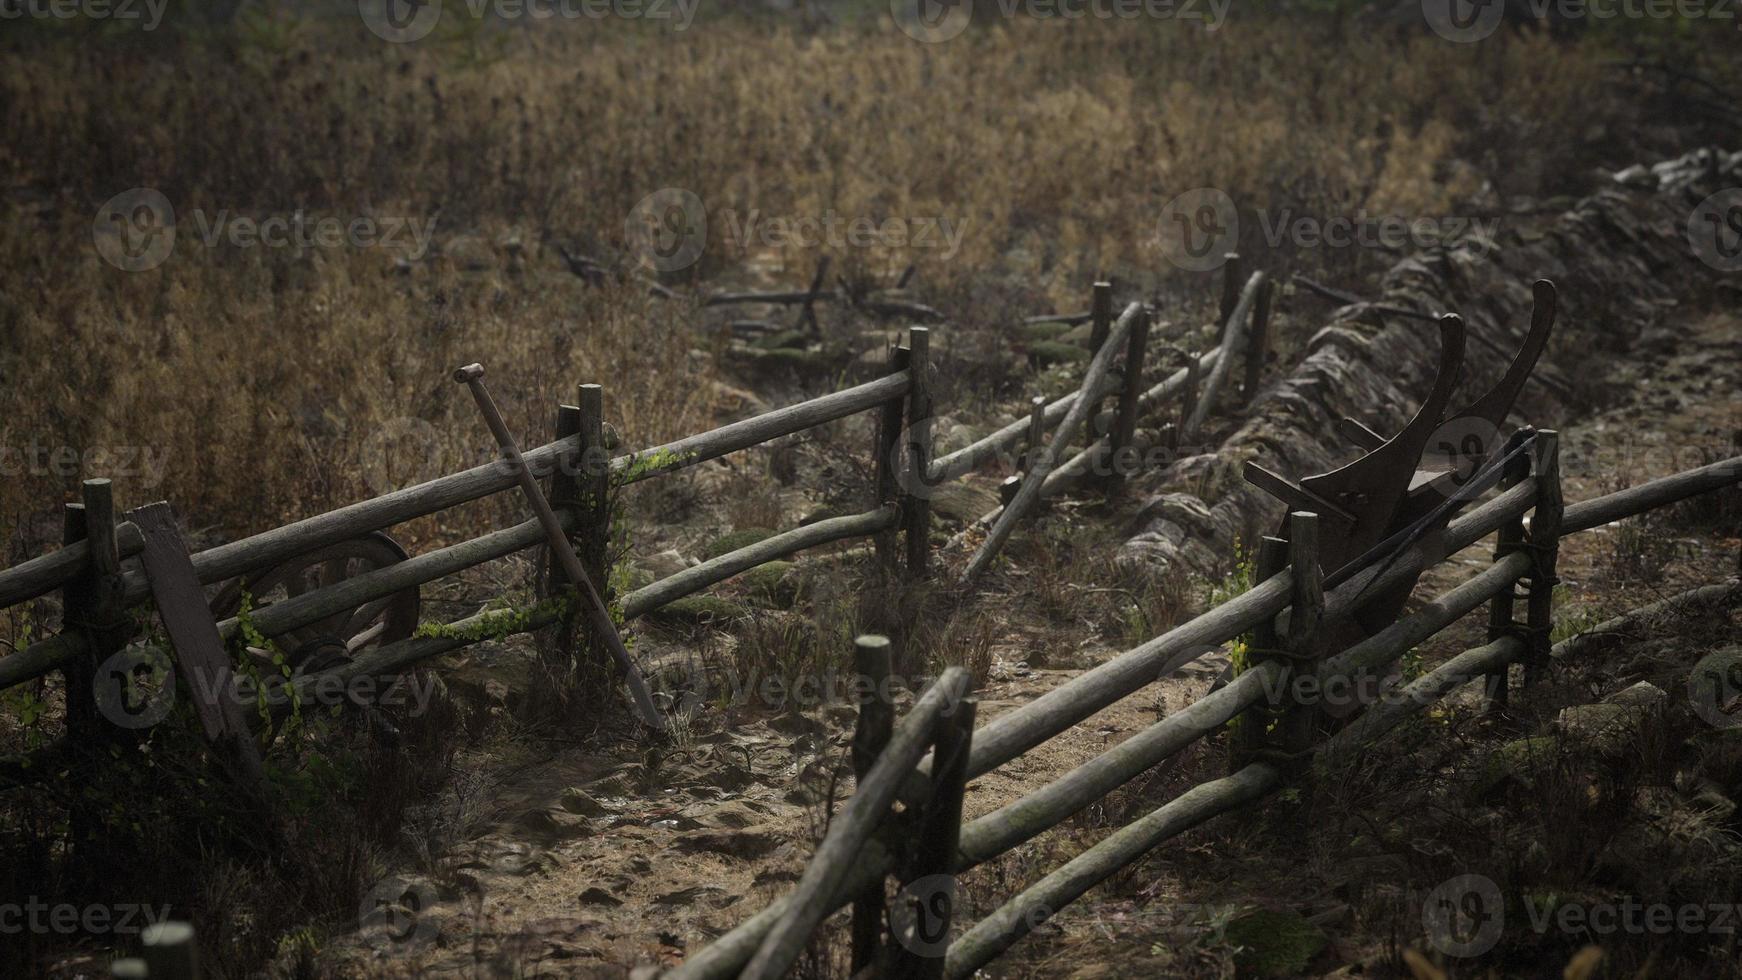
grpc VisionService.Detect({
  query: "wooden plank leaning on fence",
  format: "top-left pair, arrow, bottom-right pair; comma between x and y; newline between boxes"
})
959,302 -> 1142,587
130,503 -> 265,792
742,661 -> 972,978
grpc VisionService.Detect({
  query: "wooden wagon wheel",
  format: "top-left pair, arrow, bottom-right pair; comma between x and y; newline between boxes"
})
209,532 -> 420,675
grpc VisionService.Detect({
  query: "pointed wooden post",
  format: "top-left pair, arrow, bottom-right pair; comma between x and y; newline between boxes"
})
904,328 -> 934,580
1524,431 -> 1562,687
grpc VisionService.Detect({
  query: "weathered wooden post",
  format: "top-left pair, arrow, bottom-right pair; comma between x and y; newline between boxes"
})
546,400 -> 584,682
1483,438 -> 1533,716
1103,310 -> 1153,494
1022,396 -> 1046,473
1169,350 -> 1201,455
875,344 -> 913,576
892,697 -> 976,979
1278,513 -> 1323,759
1231,535 -> 1289,772
1000,397 -> 1048,508
1218,253 -> 1243,326
793,256 -> 832,338
850,635 -> 895,975
904,328 -> 934,580
63,480 -> 135,756
1242,279 -> 1275,404
142,920 -> 199,980
577,384 -> 612,633
1523,430 -> 1562,687
1087,281 -> 1113,354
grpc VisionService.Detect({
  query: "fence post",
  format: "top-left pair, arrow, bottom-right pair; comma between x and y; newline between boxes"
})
1231,535 -> 1289,772
547,401 -> 584,680
1277,513 -> 1323,763
850,635 -> 895,975
793,256 -> 831,338
904,328 -> 933,580
62,480 -> 132,752
1483,441 -> 1533,716
1170,350 -> 1201,455
1242,279 -> 1275,404
875,345 -> 913,576
142,920 -> 199,980
892,697 -> 976,979
1087,281 -> 1113,354
1104,310 -> 1152,494
1023,396 -> 1046,473
1218,253 -> 1243,326
1523,430 -> 1563,687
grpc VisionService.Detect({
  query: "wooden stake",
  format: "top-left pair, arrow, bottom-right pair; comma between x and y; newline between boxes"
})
1524,430 -> 1562,686
876,345 -> 912,576
893,699 -> 976,979
1483,443 -> 1532,716
850,635 -> 895,975
1218,253 -> 1243,326
1242,279 -> 1274,404
1231,536 -> 1288,772
1105,311 -> 1152,493
905,329 -> 934,580
1087,282 -> 1113,355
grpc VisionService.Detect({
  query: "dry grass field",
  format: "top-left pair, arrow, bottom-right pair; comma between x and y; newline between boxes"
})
2,7 -> 1738,977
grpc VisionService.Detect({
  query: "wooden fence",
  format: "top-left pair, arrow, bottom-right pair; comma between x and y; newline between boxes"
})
666,447 -> 1742,979
0,266 -> 1271,784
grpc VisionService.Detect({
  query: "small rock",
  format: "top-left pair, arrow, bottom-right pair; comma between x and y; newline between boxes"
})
560,788 -> 607,816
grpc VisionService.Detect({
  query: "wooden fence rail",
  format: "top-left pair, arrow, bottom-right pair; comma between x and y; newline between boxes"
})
0,276 -> 1237,807
666,446 -> 1742,979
